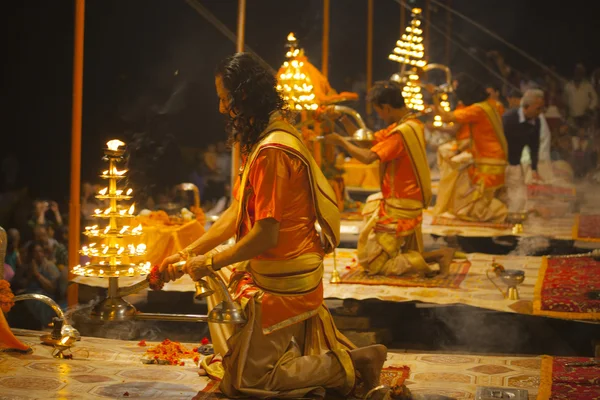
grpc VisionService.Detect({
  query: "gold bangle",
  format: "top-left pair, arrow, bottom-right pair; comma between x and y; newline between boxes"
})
205,255 -> 216,272
179,248 -> 195,260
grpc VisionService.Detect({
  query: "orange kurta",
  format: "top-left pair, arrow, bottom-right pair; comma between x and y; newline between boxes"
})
454,99 -> 506,188
233,148 -> 324,332
371,121 -> 424,202
369,119 -> 425,234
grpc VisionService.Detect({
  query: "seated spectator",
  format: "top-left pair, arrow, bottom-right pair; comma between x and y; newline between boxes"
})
5,228 -> 22,271
3,263 -> 14,282
12,242 -> 61,327
27,200 -> 63,231
571,121 -> 597,178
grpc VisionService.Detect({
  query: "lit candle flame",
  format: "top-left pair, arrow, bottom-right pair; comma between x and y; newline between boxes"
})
104,208 -> 111,215
128,267 -> 134,274
119,225 -> 129,234
128,204 -> 135,214
116,190 -> 123,196
106,139 -> 125,151
61,336 -> 70,345
118,247 -> 125,255
126,188 -> 133,195
99,188 -> 108,195
287,32 -> 296,41
104,226 -> 110,234
99,269 -> 104,274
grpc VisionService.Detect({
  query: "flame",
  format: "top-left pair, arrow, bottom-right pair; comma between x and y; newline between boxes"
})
119,225 -> 129,234
126,188 -> 133,195
60,336 -> 70,345
116,190 -> 123,196
99,188 -> 108,195
287,32 -> 296,42
128,267 -> 134,274
128,204 -> 135,214
104,208 -> 111,215
115,169 -> 128,176
106,139 -> 125,151
104,226 -> 110,234
99,269 -> 104,274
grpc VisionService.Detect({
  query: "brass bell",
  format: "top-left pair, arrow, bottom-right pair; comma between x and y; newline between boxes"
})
194,280 -> 214,300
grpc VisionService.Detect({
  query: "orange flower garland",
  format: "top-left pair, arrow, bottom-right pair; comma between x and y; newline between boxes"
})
0,280 -> 15,313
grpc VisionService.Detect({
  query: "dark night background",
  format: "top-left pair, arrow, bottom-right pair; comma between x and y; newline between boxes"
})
3,0 -> 600,205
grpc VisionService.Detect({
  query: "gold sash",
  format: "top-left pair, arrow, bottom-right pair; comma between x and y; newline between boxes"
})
384,119 -> 432,207
235,118 -> 340,254
473,101 -> 508,160
249,253 -> 323,296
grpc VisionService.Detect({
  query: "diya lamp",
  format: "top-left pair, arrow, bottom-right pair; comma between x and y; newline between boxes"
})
52,335 -> 77,359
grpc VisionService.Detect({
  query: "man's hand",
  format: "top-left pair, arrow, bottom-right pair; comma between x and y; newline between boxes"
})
159,253 -> 183,282
36,201 -> 48,215
325,133 -> 345,146
324,107 -> 342,120
49,201 -> 59,213
185,255 -> 212,281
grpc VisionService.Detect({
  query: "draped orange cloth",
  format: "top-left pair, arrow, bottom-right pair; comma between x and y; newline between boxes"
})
233,149 -> 324,331
372,121 -> 425,202
454,99 -> 507,188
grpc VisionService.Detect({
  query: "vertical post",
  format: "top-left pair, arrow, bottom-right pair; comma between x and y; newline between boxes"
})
366,0 -> 374,115
321,0 -> 330,77
67,0 -> 85,307
400,3 -> 406,72
425,0 -> 431,58
445,0 -> 452,65
231,0 -> 246,191
400,2 -> 406,36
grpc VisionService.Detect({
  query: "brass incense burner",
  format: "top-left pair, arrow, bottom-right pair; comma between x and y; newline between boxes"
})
487,262 -> 525,301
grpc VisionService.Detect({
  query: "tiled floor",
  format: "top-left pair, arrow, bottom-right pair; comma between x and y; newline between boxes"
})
1,329 -> 541,399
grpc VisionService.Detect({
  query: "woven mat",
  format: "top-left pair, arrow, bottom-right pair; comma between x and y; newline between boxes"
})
574,214 -> 600,242
339,261 -> 471,289
191,365 -> 410,399
431,216 -> 512,230
538,355 -> 600,399
533,257 -> 600,320
527,183 -> 576,198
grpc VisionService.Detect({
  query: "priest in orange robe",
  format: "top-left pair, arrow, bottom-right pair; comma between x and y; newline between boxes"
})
432,78 -> 508,223
326,81 -> 455,277
160,53 -> 389,400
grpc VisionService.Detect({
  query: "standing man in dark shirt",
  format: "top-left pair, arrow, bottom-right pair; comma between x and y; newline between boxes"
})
503,89 -> 545,214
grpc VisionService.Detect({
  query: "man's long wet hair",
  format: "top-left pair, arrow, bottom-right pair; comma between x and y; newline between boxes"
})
367,80 -> 406,108
215,53 -> 290,155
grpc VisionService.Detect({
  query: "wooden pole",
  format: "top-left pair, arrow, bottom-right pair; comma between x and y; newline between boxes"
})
231,0 -> 245,190
67,0 -> 85,307
321,0 -> 330,77
425,0 -> 431,58
445,0 -> 451,65
366,0 -> 374,115
400,2 -> 406,35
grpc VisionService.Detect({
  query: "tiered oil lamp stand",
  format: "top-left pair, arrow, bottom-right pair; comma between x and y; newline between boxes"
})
73,140 -> 245,325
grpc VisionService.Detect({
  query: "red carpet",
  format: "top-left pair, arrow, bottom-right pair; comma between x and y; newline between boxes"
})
340,261 -> 471,289
539,356 -> 600,399
533,257 -> 600,320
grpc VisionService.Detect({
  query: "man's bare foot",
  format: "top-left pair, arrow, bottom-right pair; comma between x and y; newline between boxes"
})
349,344 -> 387,393
437,247 -> 456,276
